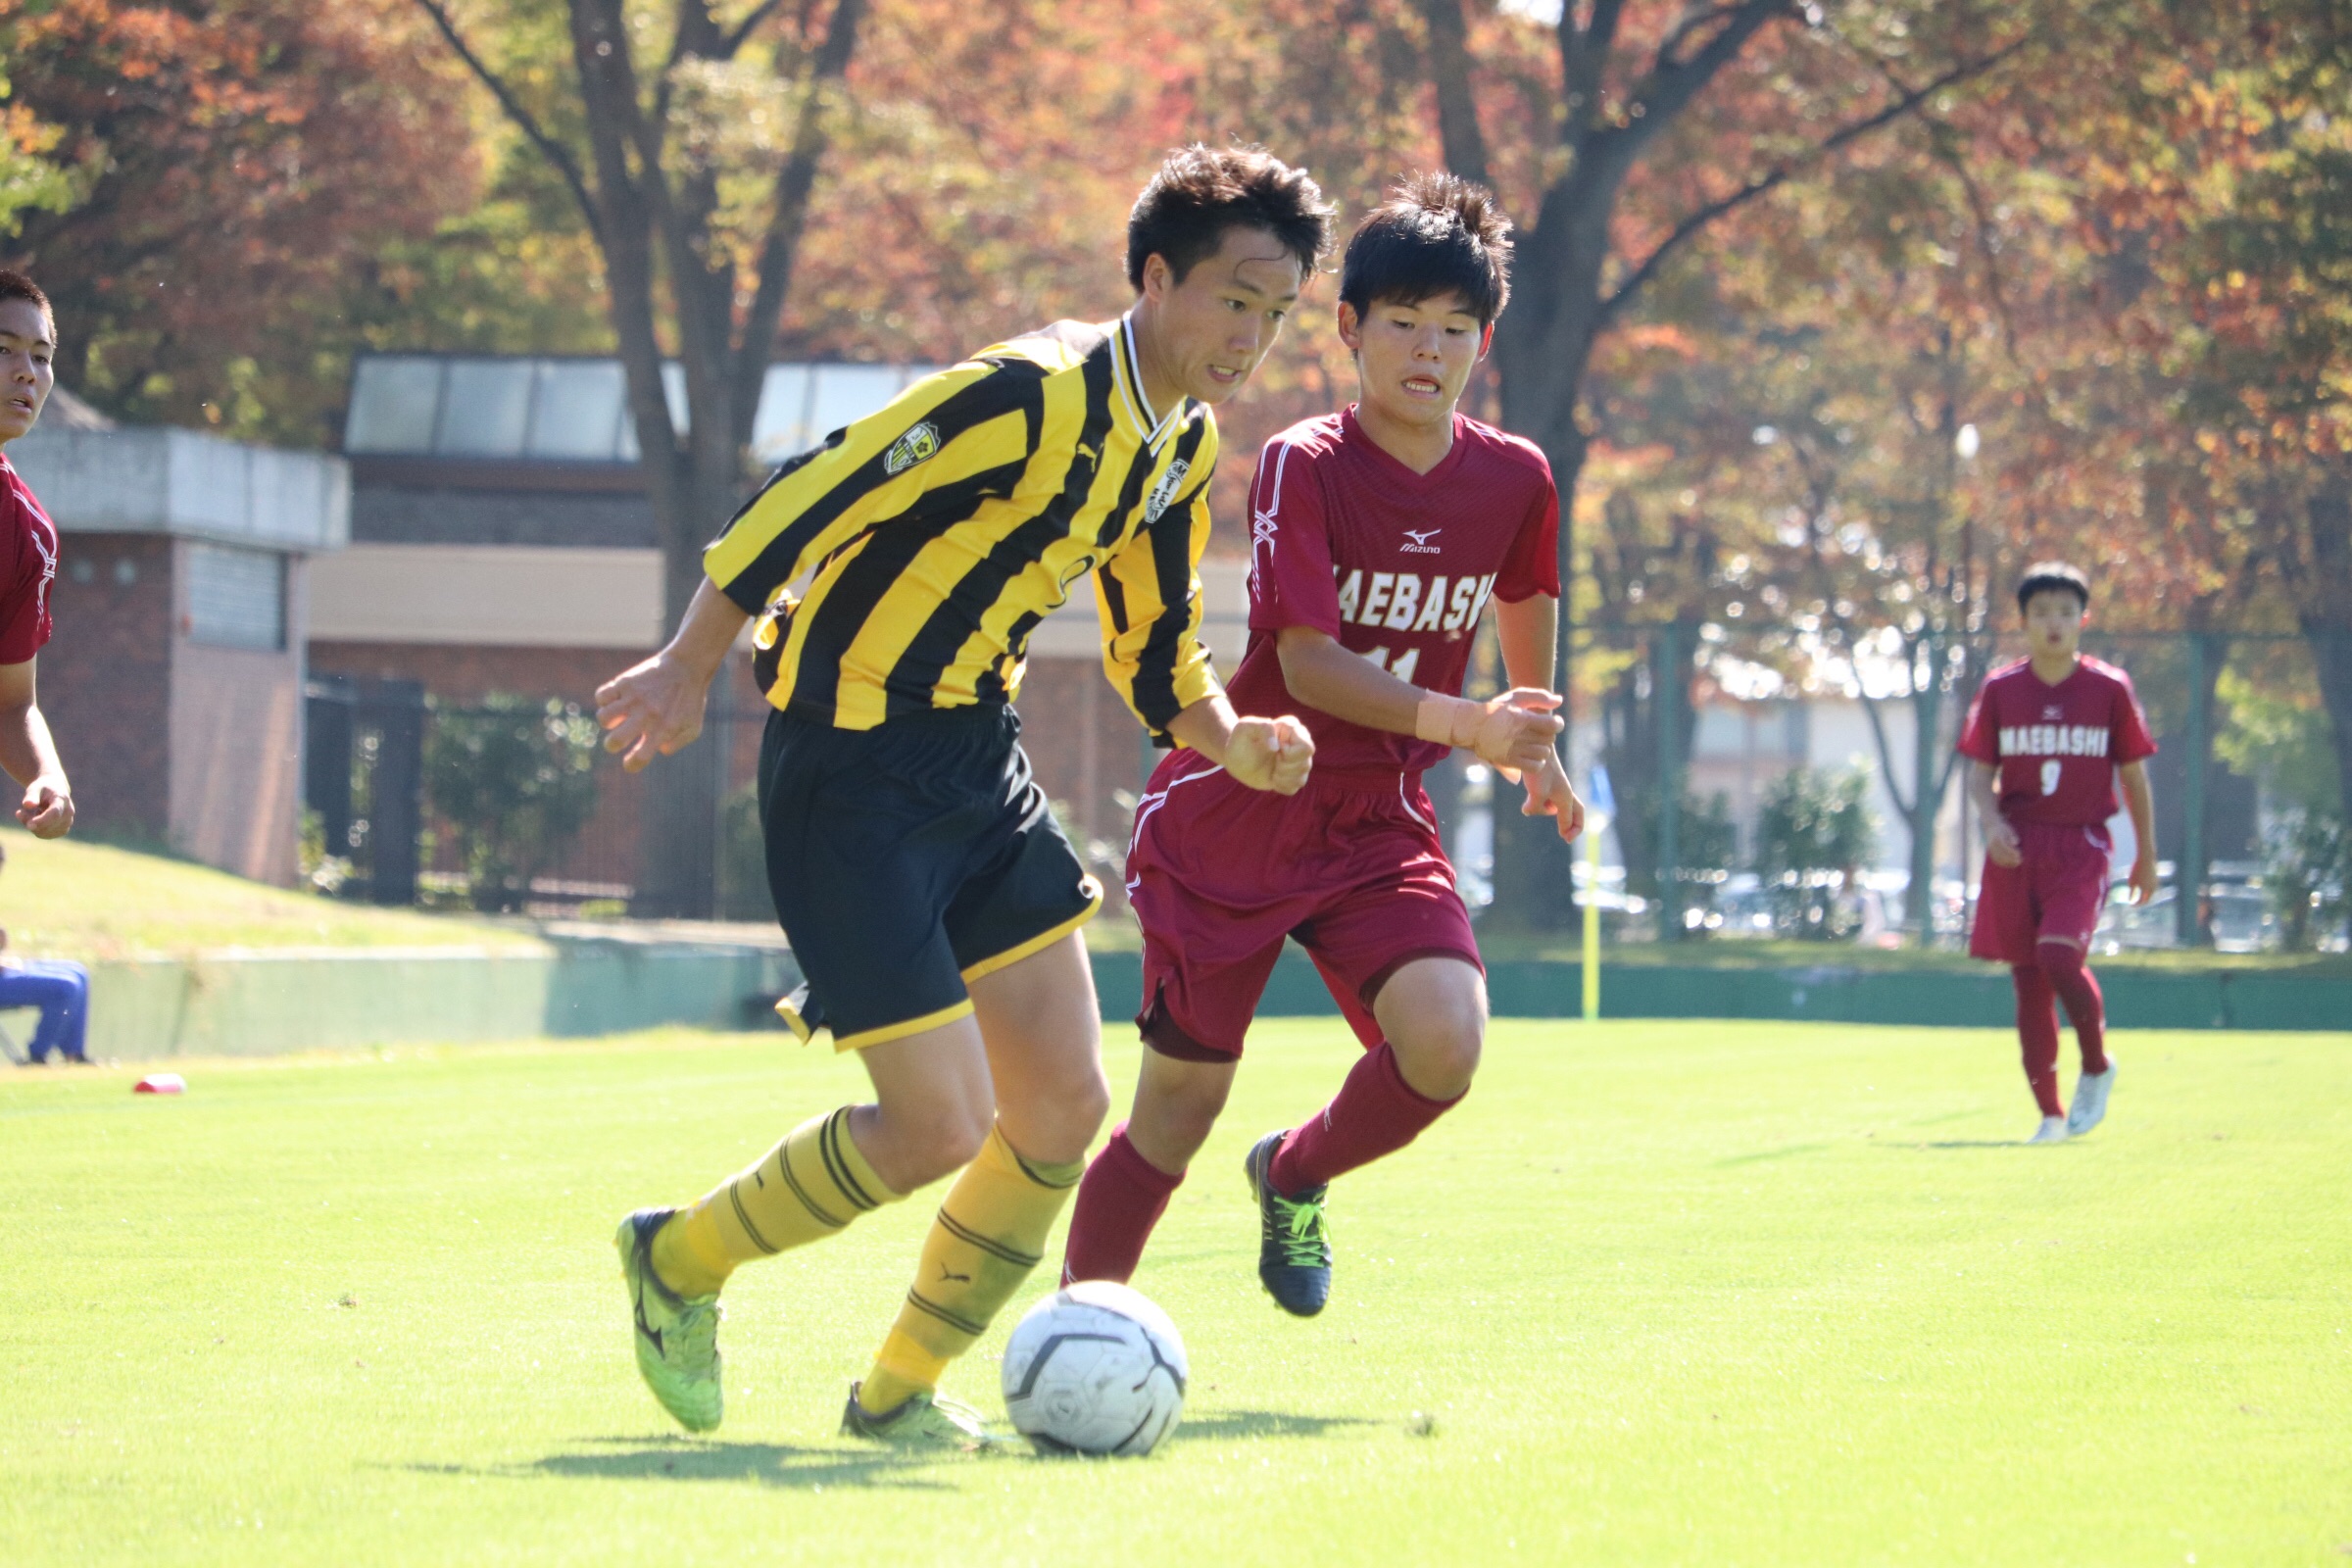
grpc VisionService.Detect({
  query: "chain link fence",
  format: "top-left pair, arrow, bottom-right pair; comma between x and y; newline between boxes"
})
1478,621 -> 2349,953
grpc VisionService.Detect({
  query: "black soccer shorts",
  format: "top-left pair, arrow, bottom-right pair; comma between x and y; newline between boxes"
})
756,703 -> 1101,1051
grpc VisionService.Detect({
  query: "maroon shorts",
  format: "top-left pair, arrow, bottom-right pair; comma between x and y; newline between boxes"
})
1124,757 -> 1482,1060
1970,820 -> 2115,964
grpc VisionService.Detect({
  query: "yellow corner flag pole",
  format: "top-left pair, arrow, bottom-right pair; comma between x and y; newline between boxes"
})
1582,765 -> 1615,1023
1582,822 -> 1602,1021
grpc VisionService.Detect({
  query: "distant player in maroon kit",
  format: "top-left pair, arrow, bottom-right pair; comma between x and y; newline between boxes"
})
0,270 -> 74,841
1062,174 -> 1583,1314
1958,563 -> 2156,1143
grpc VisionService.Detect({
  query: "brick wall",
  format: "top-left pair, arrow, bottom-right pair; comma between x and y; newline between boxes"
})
40,533 -> 172,842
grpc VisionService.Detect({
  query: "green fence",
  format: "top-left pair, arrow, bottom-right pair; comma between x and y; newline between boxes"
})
1087,950 -> 2351,1033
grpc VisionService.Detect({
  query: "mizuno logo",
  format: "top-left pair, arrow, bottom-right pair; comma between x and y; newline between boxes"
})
938,1265 -> 972,1284
1400,527 -> 1443,555
1145,458 -> 1192,524
884,420 -> 942,476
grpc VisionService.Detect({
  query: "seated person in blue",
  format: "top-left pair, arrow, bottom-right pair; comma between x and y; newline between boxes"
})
0,842 -> 86,1064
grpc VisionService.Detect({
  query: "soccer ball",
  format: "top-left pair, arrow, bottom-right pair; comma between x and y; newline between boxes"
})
1001,1281 -> 1189,1456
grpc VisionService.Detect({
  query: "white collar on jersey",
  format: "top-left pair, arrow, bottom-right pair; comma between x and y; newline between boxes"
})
1116,313 -> 1186,452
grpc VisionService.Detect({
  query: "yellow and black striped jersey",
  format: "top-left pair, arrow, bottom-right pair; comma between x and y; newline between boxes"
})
704,317 -> 1223,738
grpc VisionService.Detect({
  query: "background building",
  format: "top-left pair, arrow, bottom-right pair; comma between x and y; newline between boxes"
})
16,400 -> 348,884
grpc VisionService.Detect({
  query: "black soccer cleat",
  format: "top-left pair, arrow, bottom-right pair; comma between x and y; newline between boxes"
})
1245,1131 -> 1332,1317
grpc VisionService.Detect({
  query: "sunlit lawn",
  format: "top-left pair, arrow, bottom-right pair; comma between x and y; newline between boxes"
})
2,1018 -> 2346,1565
0,827 -> 537,958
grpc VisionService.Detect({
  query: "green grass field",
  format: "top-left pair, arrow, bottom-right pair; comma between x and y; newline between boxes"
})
3,1019 -> 2346,1565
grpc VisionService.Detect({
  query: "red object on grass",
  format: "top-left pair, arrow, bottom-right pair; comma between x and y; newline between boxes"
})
133,1073 -> 186,1095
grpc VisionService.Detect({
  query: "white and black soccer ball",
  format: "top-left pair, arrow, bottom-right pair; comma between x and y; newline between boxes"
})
1001,1281 -> 1188,1456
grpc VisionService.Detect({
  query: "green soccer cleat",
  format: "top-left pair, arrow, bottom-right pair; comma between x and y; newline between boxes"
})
840,1382 -> 1003,1451
1246,1131 -> 1332,1317
614,1208 -> 723,1433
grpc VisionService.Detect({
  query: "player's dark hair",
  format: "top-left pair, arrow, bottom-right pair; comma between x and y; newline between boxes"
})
1125,145 -> 1334,290
0,270 -> 51,322
2016,562 -> 2091,614
1339,172 -> 1513,327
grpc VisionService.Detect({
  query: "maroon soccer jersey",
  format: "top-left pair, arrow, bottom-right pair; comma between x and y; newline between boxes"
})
1956,656 -> 2156,826
0,453 -> 58,664
1230,409 -> 1559,775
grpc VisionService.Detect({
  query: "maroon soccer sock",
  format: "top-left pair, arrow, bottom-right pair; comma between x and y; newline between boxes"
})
1061,1124 -> 1184,1287
2037,943 -> 2109,1075
1269,1042 -> 1461,1195
2011,964 -> 2065,1118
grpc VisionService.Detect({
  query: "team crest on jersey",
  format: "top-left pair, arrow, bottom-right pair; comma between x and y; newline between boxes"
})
884,421 -> 942,476
1144,459 -> 1192,524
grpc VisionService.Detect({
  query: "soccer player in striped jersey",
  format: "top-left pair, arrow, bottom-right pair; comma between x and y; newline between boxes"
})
1061,175 -> 1583,1316
593,146 -> 1330,1446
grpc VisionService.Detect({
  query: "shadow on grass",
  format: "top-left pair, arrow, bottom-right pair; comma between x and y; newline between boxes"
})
1902,1139 -> 2052,1151
1170,1408 -> 1379,1444
409,1435 -> 958,1492
1714,1143 -> 1830,1166
414,1411 -> 1378,1485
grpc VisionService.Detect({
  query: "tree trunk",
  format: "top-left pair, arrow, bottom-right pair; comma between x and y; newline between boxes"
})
1478,176 -> 1617,932
2298,471 -> 2352,818
1905,670 -> 1946,941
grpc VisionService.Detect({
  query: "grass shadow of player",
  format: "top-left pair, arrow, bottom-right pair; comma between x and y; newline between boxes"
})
410,1436 -> 958,1492
1714,1142 -> 1831,1166
1167,1408 -> 1379,1444
1901,1139 -> 2070,1151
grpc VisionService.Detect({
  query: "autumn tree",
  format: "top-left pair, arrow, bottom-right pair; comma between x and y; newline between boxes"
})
2073,0 -> 2352,823
1397,0 -> 2027,932
0,0 -> 478,441
411,0 -> 867,913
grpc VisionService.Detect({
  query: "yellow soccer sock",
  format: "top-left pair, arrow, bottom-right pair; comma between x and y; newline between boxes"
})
651,1106 -> 898,1298
858,1124 -> 1082,1413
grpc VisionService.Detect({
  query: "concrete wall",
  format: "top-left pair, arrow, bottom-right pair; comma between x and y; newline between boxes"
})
8,424 -> 347,552
81,935 -> 798,1059
169,647 -> 305,885
308,543 -> 663,648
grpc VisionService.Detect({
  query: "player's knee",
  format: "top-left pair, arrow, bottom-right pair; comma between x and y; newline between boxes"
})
1396,1022 -> 1482,1098
1059,1065 -> 1114,1147
1157,1080 -> 1229,1153
2035,941 -> 2084,981
892,1102 -> 995,1184
1129,1061 -> 1231,1166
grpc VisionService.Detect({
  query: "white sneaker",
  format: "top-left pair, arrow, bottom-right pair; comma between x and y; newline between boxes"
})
2028,1115 -> 2069,1145
2068,1062 -> 2116,1136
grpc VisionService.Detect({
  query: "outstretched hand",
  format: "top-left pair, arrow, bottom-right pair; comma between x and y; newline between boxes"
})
1511,753 -> 1586,844
595,654 -> 711,773
1224,714 -> 1314,796
17,776 -> 72,838
1421,687 -> 1564,773
1984,814 -> 2023,868
1514,753 -> 1586,844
